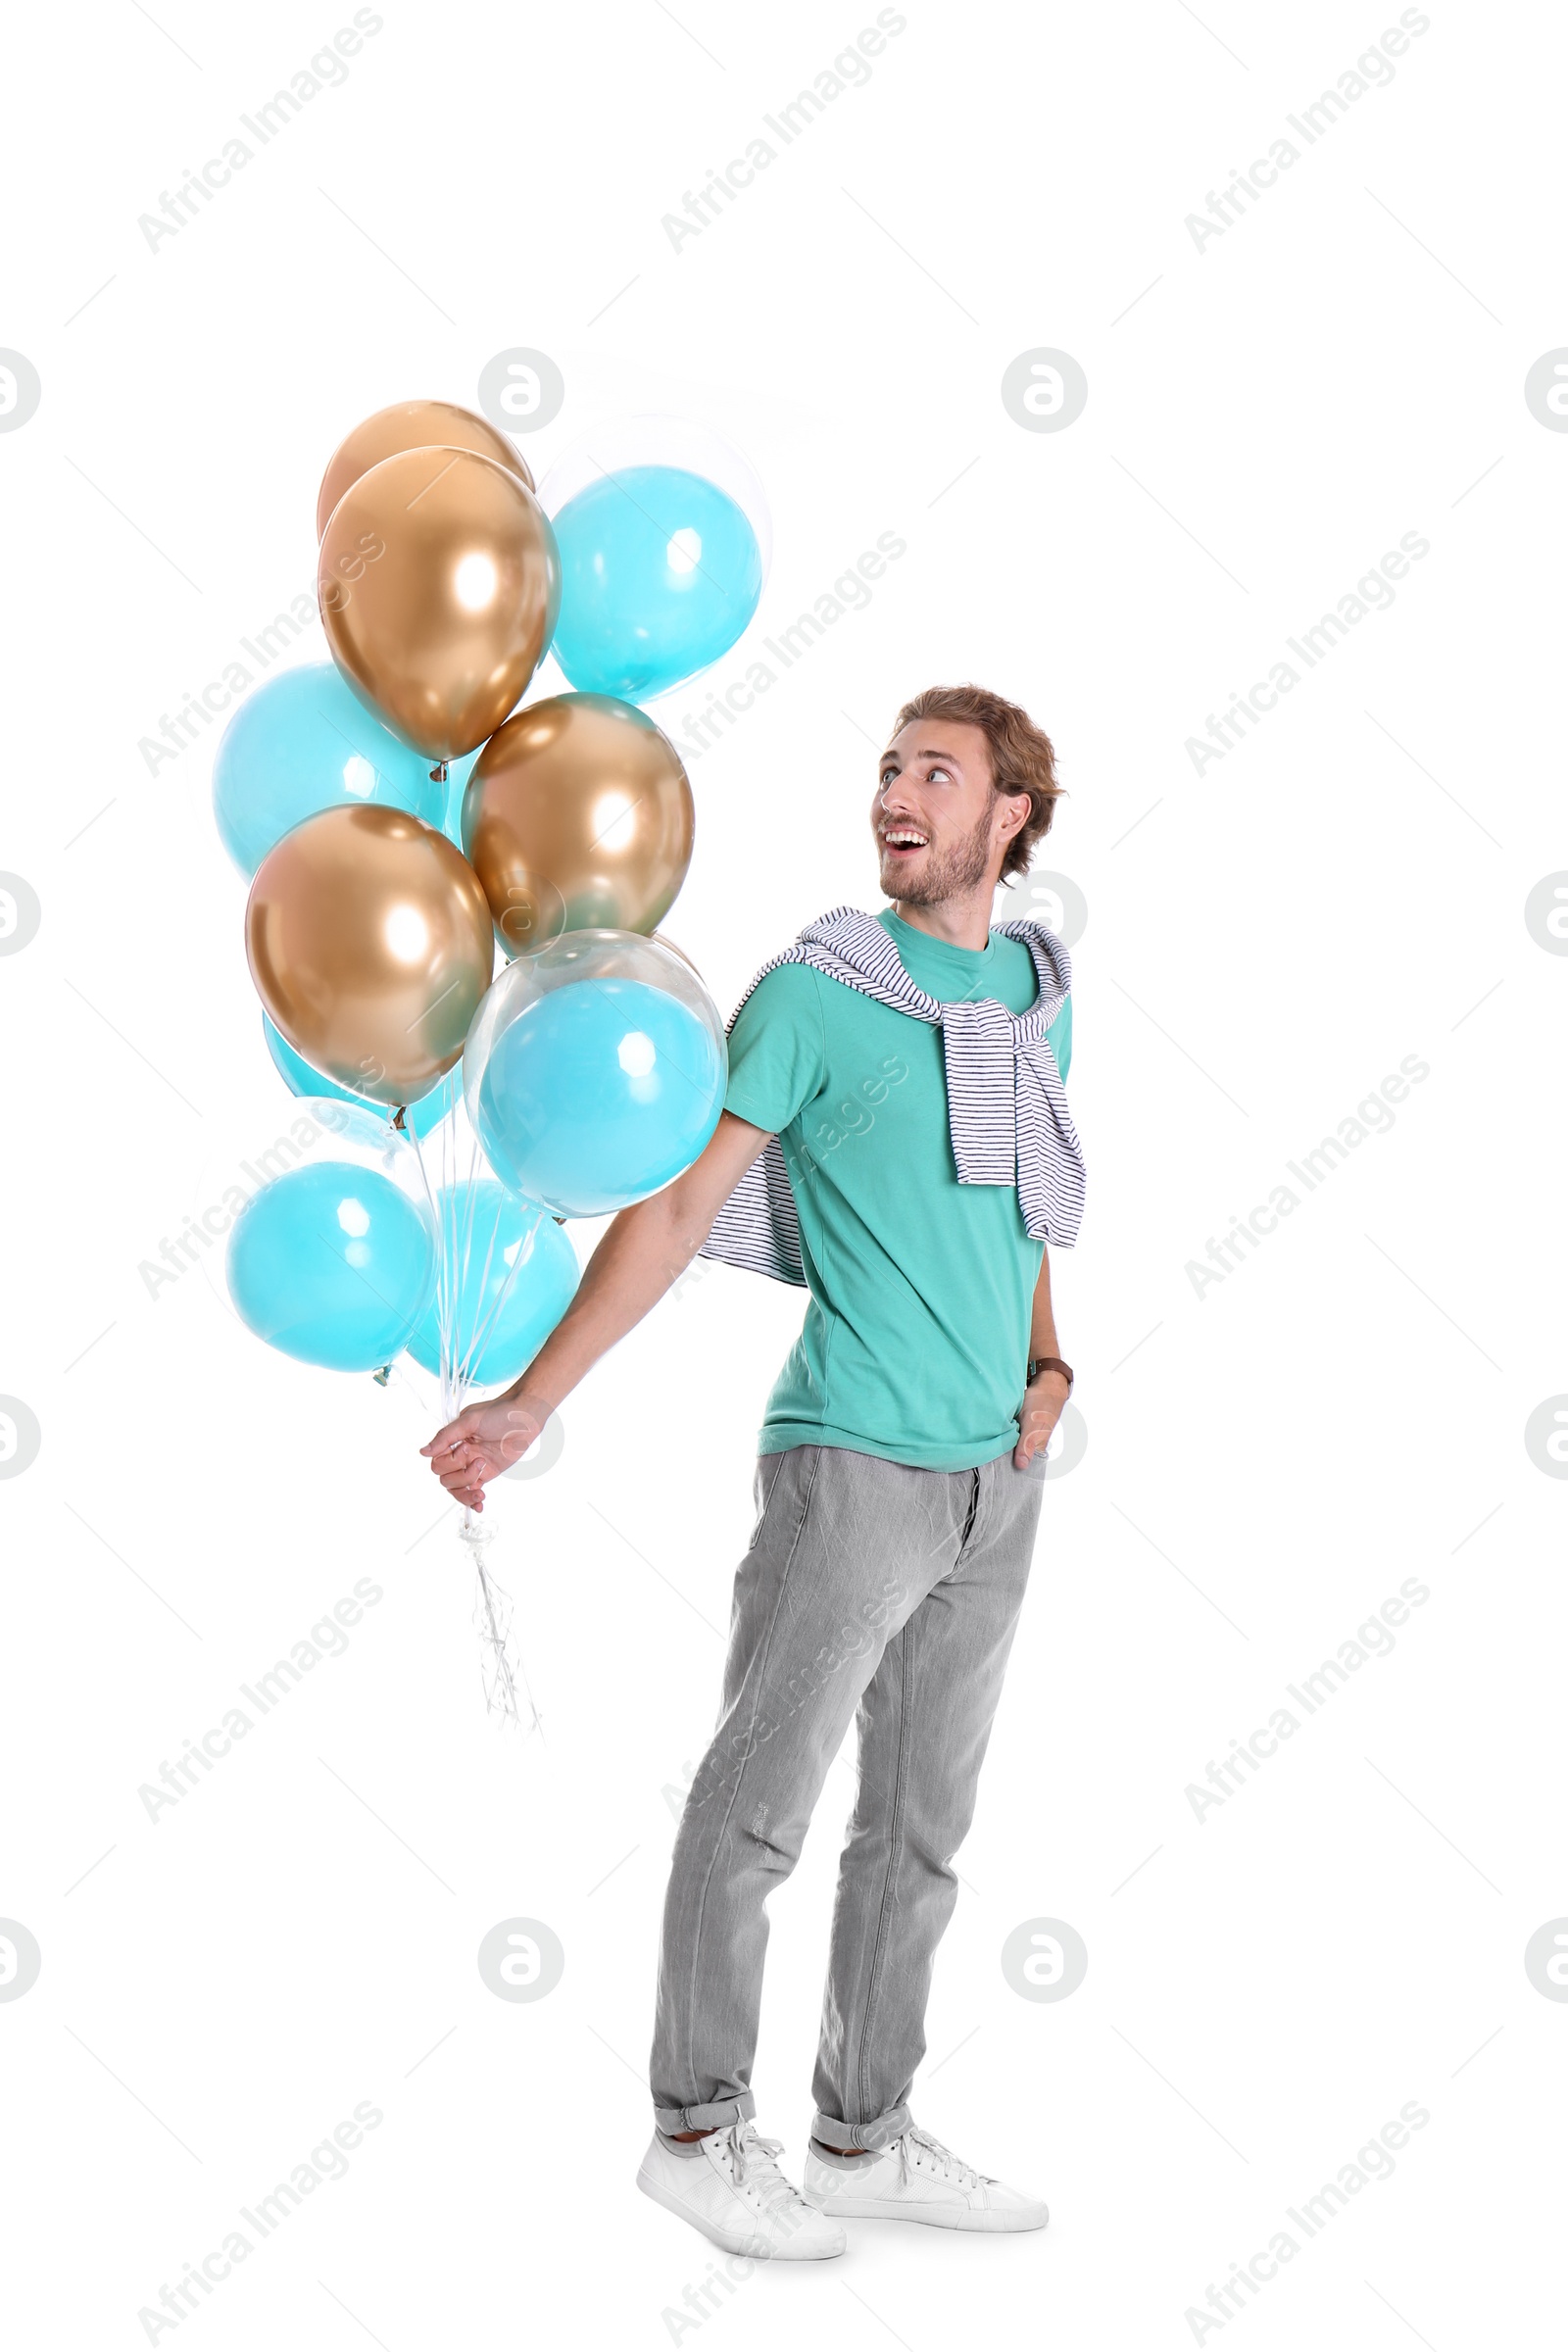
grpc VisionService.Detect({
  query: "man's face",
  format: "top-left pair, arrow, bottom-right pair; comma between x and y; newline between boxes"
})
871,718 -> 1019,906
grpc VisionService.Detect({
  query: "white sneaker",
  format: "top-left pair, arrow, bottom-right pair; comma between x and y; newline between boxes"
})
804,2124 -> 1049,2232
638,2121 -> 847,2260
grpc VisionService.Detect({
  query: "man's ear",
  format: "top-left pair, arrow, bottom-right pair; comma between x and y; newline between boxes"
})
996,790 -> 1032,843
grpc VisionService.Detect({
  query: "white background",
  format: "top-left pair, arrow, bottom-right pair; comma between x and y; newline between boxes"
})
3,1 -> 1565,2344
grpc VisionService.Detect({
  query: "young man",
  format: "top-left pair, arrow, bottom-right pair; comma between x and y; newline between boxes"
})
423,683 -> 1085,2262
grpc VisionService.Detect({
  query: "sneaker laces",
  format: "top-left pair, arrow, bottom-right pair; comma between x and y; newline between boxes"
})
903,2125 -> 988,2190
717,2122 -> 808,2220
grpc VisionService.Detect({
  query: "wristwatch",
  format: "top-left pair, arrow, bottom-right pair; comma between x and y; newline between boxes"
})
1027,1355 -> 1074,1389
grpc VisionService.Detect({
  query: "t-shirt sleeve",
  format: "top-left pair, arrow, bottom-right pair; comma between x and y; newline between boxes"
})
1046,991 -> 1072,1084
722,963 -> 827,1134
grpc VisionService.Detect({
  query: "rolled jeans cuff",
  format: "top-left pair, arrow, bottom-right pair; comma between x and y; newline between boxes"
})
654,2089 -> 758,2136
810,2100 -> 911,2154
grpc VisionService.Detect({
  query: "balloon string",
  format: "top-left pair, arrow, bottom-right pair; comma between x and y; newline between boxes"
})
439,1110 -> 458,1409
453,1193 -> 506,1391
409,1090 -> 539,1735
459,1511 -> 543,1736
452,1216 -> 536,1396
443,1121 -> 487,1405
454,1126 -> 483,1348
406,1119 -> 454,1418
440,1109 -> 466,1414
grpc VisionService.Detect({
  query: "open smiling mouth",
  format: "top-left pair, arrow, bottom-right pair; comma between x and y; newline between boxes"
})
880,827 -> 929,858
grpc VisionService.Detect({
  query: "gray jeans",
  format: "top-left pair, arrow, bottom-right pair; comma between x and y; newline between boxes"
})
650,1443 -> 1044,2151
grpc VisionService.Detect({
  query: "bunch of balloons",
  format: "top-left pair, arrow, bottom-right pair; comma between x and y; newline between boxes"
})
212,396 -> 765,1708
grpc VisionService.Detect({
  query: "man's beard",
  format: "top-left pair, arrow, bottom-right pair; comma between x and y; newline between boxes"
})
878,805 -> 995,907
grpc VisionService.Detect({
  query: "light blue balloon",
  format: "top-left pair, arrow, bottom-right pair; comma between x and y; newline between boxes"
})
262,1015 -> 458,1138
406,1182 -> 579,1387
227,1161 -> 436,1372
440,748 -> 481,848
550,466 -> 762,701
214,662 -> 447,877
475,977 -> 725,1216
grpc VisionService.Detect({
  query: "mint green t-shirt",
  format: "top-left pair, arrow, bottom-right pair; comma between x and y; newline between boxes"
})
722,909 -> 1072,1471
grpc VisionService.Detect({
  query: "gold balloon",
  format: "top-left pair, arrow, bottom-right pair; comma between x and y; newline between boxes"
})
462,694 -> 695,956
318,447 -> 560,761
316,400 -> 533,539
246,805 -> 494,1107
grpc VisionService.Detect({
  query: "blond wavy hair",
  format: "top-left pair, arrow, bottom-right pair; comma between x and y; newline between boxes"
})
891,683 -> 1063,882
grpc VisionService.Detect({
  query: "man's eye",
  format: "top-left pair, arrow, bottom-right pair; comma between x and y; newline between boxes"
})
928,765 -> 952,783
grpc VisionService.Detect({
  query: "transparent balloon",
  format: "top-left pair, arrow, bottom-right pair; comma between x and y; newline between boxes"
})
464,930 -> 728,1217
223,1098 -> 436,1372
538,416 -> 771,704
